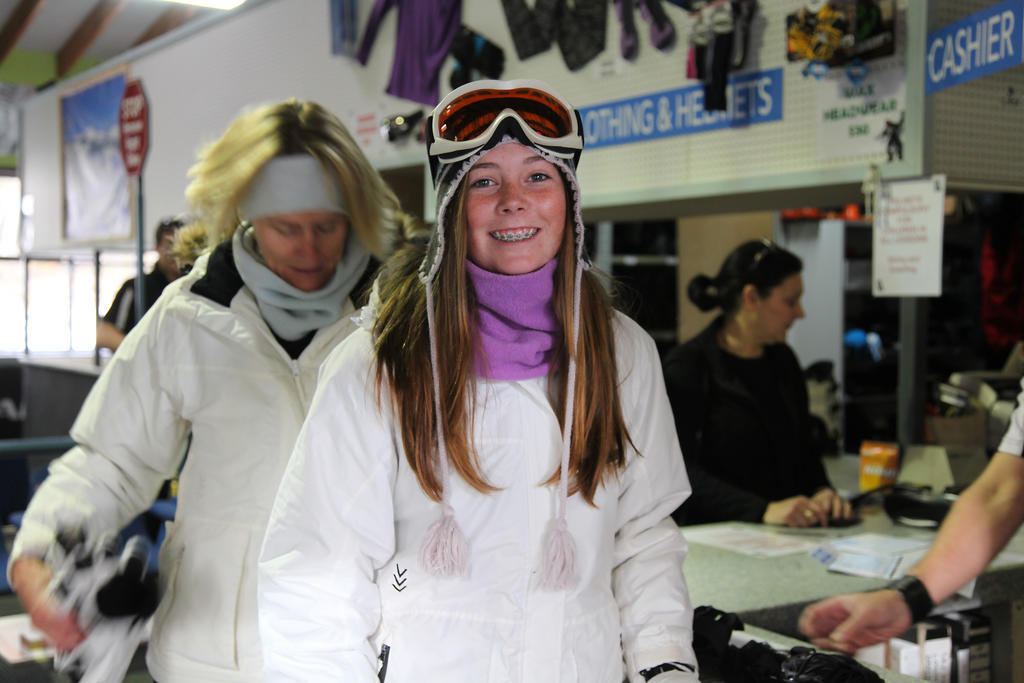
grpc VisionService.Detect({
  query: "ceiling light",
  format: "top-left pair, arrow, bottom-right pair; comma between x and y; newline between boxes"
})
159,0 -> 248,9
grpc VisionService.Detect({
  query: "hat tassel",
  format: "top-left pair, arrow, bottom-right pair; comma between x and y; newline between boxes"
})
542,517 -> 577,589
419,283 -> 469,578
541,259 -> 585,591
420,502 -> 469,577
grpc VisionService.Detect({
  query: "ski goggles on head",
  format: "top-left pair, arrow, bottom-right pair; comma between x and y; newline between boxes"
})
426,79 -> 584,182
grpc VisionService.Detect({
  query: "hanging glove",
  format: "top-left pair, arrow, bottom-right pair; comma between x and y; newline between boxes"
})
613,0 -> 640,60
730,0 -> 757,68
449,26 -> 505,90
637,0 -> 677,51
47,532 -> 158,683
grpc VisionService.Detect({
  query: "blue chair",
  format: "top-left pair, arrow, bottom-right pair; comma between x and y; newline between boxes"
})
145,497 -> 177,574
0,540 -> 11,593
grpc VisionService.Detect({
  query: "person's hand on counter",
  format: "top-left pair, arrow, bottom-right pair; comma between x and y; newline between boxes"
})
762,495 -> 828,527
811,487 -> 853,523
10,556 -> 87,651
797,588 -> 912,654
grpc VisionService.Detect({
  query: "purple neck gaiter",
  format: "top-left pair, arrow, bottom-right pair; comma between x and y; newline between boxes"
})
466,258 -> 560,380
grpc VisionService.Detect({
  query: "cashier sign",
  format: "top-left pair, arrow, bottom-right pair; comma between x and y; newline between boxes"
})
925,0 -> 1024,94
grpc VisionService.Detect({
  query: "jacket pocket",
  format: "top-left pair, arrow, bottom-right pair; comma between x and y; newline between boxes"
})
565,606 -> 622,682
149,519 -> 250,670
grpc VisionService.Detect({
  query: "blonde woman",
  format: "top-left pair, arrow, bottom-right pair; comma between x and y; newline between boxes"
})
259,81 -> 698,682
9,99 -> 401,682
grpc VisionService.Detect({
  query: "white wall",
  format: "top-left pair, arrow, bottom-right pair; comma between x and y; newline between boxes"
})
778,218 -> 845,377
20,0 -> 922,253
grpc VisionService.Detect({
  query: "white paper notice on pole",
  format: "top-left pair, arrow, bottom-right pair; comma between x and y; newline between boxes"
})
872,175 -> 945,297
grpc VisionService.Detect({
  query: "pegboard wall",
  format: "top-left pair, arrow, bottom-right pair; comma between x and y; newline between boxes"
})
928,0 -> 1024,192
458,0 -> 919,214
19,0 -> 968,252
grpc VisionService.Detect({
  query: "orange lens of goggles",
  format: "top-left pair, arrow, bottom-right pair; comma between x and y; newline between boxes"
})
435,87 -> 575,143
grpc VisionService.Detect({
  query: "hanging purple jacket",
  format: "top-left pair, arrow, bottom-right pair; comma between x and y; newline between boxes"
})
356,0 -> 462,107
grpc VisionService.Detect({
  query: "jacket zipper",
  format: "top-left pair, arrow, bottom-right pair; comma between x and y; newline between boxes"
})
377,644 -> 390,682
234,301 -> 308,401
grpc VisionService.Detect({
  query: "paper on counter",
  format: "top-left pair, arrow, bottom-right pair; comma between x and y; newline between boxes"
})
827,551 -> 902,579
0,613 -> 54,664
814,533 -> 931,580
826,533 -> 932,555
683,524 -> 817,557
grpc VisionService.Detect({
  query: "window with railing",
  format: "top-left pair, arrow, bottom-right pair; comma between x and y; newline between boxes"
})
1,250 -> 154,357
1,174 -> 161,356
0,257 -> 25,353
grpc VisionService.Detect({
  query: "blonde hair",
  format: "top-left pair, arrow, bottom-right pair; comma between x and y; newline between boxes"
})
185,99 -> 400,258
373,182 -> 632,505
171,218 -> 209,271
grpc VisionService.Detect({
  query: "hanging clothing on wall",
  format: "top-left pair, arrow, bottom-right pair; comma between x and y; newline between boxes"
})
500,0 -> 608,72
557,0 -> 608,70
613,0 -> 639,60
329,0 -> 360,57
730,0 -> 757,68
613,0 -> 675,60
500,0 -> 559,60
637,0 -> 676,51
683,1 -> 756,112
981,222 -> 1024,362
448,25 -> 506,89
702,3 -> 734,110
356,0 -> 462,107
687,1 -> 735,111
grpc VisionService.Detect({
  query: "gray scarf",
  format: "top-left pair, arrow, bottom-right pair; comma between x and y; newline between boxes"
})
231,225 -> 369,341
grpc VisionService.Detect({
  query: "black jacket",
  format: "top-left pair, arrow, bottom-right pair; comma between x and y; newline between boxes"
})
102,268 -> 172,334
662,316 -> 831,524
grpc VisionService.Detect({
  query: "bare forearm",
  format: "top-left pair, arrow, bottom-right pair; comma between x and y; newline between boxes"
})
798,454 -> 1024,653
95,321 -> 125,351
911,451 -> 1024,603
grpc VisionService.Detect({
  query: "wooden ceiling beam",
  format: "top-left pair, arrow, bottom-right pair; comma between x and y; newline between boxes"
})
57,0 -> 130,78
132,5 -> 199,48
0,0 -> 47,67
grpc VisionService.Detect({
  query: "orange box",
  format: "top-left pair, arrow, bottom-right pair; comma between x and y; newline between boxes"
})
859,440 -> 900,491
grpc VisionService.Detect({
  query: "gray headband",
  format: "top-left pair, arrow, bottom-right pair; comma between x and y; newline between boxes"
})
238,155 -> 347,220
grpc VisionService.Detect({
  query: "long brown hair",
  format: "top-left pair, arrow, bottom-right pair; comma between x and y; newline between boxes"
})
373,182 -> 632,505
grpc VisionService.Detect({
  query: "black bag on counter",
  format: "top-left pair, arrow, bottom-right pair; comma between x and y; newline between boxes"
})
693,605 -> 883,683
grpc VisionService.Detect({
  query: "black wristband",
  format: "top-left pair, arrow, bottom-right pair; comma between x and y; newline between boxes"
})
638,662 -> 696,681
886,574 -> 934,622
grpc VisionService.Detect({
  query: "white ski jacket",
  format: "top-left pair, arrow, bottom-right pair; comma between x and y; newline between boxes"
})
258,312 -> 698,682
11,245 -> 360,682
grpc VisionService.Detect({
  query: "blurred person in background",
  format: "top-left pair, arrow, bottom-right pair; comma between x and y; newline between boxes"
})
8,98 -> 407,683
663,239 -> 852,527
96,216 -> 186,352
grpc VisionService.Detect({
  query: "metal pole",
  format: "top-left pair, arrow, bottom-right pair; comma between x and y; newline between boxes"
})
66,257 -> 73,352
134,175 -> 145,323
594,221 -> 614,274
94,249 -> 101,366
897,296 -> 927,449
22,256 -> 28,355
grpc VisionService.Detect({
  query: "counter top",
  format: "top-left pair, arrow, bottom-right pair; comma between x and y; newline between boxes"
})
682,457 -> 1024,681
18,356 -> 105,377
684,506 -> 1024,634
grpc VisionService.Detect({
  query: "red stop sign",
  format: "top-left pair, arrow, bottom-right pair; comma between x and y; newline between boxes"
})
119,79 -> 148,177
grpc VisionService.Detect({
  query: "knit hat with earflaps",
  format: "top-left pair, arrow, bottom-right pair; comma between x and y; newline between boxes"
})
419,80 -> 587,589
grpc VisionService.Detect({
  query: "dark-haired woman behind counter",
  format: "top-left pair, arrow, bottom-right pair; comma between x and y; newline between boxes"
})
663,239 -> 853,528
